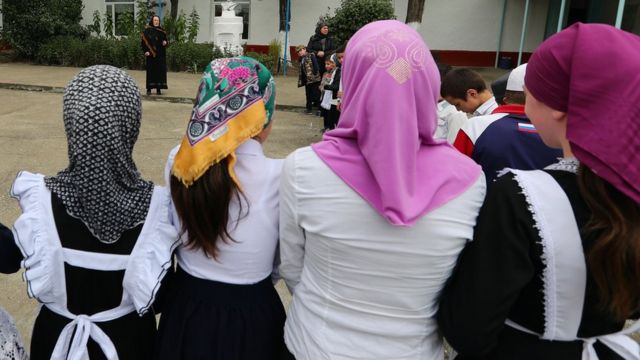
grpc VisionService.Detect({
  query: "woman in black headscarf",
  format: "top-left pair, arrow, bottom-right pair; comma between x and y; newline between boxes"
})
141,15 -> 168,95
307,21 -> 335,76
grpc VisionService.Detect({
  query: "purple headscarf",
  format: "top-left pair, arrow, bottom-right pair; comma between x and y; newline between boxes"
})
311,20 -> 482,226
525,23 -> 640,203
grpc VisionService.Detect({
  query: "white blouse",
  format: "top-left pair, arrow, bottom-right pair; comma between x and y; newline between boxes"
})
279,147 -> 486,360
473,96 -> 498,117
165,139 -> 283,285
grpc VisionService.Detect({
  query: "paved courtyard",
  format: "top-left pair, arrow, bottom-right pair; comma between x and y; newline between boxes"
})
0,62 -> 507,348
0,64 -> 329,347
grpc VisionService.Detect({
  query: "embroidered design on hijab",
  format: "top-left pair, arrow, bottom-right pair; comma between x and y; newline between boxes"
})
312,20 -> 482,226
44,65 -> 153,244
172,56 -> 276,187
525,23 -> 640,203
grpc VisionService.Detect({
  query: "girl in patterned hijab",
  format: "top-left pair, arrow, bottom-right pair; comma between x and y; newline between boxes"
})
9,65 -> 179,359
156,57 -> 291,359
45,66 -> 154,243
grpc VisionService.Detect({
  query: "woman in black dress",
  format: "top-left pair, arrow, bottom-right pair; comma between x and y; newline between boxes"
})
141,15 -> 168,95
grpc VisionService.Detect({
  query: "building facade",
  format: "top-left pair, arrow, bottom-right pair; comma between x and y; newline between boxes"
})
7,0 -> 637,67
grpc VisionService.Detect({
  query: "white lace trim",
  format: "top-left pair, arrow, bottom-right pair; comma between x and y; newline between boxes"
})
509,170 -> 557,339
0,307 -> 28,360
545,158 -> 579,173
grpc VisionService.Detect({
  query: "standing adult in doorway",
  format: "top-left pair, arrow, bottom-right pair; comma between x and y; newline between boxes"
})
142,15 -> 168,95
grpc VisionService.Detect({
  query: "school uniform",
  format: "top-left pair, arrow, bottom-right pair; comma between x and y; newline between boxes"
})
9,172 -> 179,360
155,145 -> 288,360
280,148 -> 486,360
5,65 -> 180,360
435,100 -> 469,144
438,159 -> 640,360
473,96 -> 498,116
453,104 -> 562,188
323,66 -> 341,130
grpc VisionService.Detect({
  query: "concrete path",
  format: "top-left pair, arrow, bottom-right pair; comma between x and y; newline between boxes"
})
0,61 -> 507,352
0,85 -> 322,349
0,63 -> 307,109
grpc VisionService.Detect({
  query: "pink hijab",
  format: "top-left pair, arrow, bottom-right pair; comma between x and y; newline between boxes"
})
525,23 -> 640,203
311,20 -> 482,226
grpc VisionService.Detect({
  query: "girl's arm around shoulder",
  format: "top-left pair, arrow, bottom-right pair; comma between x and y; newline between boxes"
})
437,173 -> 537,356
0,222 -> 22,274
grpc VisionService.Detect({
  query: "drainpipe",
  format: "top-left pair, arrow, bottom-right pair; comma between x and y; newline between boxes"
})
283,0 -> 291,76
495,0 -> 508,68
616,0 -> 627,28
557,0 -> 567,32
517,0 -> 530,66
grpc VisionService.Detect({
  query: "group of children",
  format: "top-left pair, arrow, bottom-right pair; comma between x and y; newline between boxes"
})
297,43 -> 345,132
1,19 -> 640,360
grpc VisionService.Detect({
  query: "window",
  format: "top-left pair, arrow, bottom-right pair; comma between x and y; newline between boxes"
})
214,1 -> 250,40
106,0 -> 135,37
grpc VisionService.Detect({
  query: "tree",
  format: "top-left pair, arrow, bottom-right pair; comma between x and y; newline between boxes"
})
325,0 -> 396,46
1,0 -> 87,57
405,0 -> 426,30
170,0 -> 178,20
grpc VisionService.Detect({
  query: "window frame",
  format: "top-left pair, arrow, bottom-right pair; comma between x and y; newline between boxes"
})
105,0 -> 136,38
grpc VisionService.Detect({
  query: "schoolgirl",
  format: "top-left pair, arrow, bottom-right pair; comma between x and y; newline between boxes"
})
438,23 -> 640,360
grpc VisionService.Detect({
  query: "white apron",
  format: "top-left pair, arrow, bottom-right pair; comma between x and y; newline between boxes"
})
505,168 -> 640,360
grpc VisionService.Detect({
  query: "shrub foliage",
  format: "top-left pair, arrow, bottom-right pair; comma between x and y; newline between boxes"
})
325,0 -> 396,46
0,0 -> 88,57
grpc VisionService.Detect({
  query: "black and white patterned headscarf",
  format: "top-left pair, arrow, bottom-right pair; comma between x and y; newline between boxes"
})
45,65 -> 153,244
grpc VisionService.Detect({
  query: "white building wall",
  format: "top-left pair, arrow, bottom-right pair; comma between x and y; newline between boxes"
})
417,0 -> 549,52
78,0 -> 549,53
247,0 -> 549,53
177,0 -> 213,43
286,0 -> 340,46
81,0 -> 103,27
245,0 -> 279,45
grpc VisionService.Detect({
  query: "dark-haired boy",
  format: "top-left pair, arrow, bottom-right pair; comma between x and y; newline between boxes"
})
441,68 -> 498,116
435,63 -> 470,143
452,64 -> 562,188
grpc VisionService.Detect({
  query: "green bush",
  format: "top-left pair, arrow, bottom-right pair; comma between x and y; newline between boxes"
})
187,6 -> 200,43
0,0 -> 87,58
163,10 -> 188,43
244,51 -> 276,73
36,36 -> 144,69
35,36 -> 224,72
325,0 -> 396,46
267,39 -> 281,73
166,42 -> 220,72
